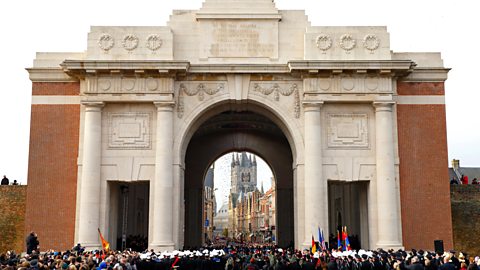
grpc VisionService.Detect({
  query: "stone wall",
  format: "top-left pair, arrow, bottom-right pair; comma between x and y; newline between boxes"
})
451,185 -> 480,256
0,186 -> 27,253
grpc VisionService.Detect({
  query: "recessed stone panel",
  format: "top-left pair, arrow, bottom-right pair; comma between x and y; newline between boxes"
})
108,113 -> 151,149
327,114 -> 369,149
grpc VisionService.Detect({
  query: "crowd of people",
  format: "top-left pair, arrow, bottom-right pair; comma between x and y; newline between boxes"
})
0,175 -> 19,186
2,240 -> 480,270
450,174 -> 479,185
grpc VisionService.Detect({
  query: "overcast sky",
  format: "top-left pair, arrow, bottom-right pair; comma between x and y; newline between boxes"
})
0,0 -> 479,184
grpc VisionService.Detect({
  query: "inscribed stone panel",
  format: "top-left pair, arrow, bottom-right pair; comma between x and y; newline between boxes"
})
199,20 -> 278,59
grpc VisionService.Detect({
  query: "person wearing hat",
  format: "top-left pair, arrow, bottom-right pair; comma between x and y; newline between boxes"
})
245,257 -> 259,270
98,261 -> 108,270
29,259 -> 39,270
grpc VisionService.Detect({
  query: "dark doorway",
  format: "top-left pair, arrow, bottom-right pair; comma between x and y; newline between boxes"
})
328,181 -> 369,250
110,181 -> 149,251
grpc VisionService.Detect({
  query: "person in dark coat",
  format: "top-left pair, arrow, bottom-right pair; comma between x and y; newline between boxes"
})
1,175 -> 9,185
327,258 -> 338,270
405,256 -> 425,270
302,256 -> 315,270
450,252 -> 461,270
439,257 -> 456,270
26,231 -> 39,254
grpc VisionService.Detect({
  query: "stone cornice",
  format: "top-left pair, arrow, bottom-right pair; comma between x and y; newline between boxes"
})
50,60 -> 449,83
60,60 -> 190,78
184,61 -> 417,75
27,68 -> 78,82
288,60 -> 416,75
189,64 -> 289,74
398,68 -> 450,82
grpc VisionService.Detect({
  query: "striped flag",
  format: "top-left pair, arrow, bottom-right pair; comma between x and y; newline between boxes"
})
344,226 -> 352,251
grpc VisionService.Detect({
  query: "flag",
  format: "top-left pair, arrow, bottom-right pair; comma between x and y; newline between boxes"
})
98,228 -> 110,251
341,227 -> 348,251
344,226 -> 352,251
318,227 -> 323,251
337,230 -> 341,250
321,229 -> 326,251
311,235 -> 317,253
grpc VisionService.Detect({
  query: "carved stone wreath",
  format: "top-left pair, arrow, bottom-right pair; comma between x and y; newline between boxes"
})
339,34 -> 356,52
122,34 -> 139,51
98,34 -> 115,52
316,34 -> 333,52
146,34 -> 163,52
363,34 -> 380,53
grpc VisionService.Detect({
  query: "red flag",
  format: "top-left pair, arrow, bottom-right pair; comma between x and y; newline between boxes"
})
312,235 -> 317,253
342,227 -> 347,241
97,228 -> 110,251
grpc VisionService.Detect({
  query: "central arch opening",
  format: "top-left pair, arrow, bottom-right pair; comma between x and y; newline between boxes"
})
184,108 -> 294,248
205,152 -> 276,245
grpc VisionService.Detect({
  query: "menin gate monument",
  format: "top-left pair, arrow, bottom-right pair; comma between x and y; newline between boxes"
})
26,0 -> 453,251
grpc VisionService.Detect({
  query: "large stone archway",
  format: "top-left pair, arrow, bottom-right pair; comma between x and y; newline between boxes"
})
183,108 -> 295,248
26,0 -> 453,252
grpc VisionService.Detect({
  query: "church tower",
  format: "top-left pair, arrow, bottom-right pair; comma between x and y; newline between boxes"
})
231,152 -> 257,194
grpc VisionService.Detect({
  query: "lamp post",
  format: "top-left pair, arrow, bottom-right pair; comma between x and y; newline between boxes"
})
120,185 -> 129,251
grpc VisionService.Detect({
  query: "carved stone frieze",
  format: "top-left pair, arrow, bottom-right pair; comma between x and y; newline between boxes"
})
327,114 -> 369,149
108,112 -> 152,149
86,76 -> 171,94
176,82 -> 226,118
303,75 -> 391,93
250,82 -> 302,119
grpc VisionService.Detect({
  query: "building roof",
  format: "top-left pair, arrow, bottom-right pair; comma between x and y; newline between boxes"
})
216,202 -> 229,216
205,167 -> 214,188
449,167 -> 480,183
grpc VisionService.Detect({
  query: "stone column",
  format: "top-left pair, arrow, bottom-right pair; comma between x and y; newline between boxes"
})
302,101 -> 328,247
149,101 -> 175,251
78,101 -> 104,249
373,101 -> 403,249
